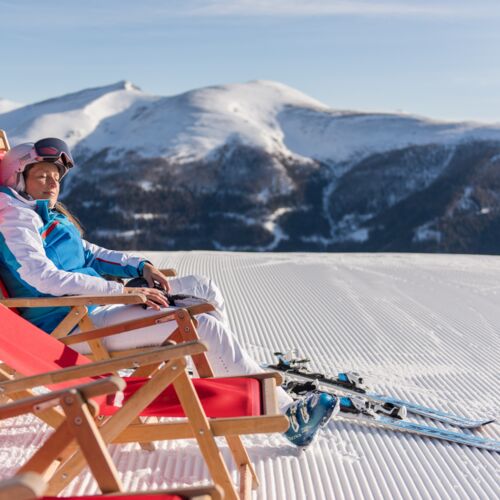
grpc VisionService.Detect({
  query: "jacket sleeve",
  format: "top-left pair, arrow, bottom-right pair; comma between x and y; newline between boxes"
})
82,240 -> 149,278
0,204 -> 124,296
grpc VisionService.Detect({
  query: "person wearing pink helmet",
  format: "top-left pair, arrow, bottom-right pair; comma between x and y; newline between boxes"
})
0,137 -> 338,448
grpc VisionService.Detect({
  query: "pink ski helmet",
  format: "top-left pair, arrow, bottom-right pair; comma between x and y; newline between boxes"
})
0,138 -> 74,192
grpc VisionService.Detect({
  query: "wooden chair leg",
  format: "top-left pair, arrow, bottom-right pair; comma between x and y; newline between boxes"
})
225,435 -> 259,492
61,391 -> 123,493
132,416 -> 156,451
173,371 -> 240,500
18,421 -> 76,480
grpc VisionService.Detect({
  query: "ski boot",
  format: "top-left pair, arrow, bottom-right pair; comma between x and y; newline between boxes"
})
284,392 -> 339,447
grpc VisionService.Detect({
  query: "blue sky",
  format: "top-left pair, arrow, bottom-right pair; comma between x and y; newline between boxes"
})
1,0 -> 499,122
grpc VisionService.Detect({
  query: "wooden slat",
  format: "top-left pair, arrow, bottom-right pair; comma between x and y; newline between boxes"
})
228,371 -> 283,384
60,304 -> 214,348
0,293 -> 146,308
18,421 -> 75,477
78,314 -> 111,362
60,309 -> 180,345
104,346 -> 159,358
50,306 -> 88,339
159,268 -> 177,277
171,309 -> 214,378
0,368 -> 65,428
0,377 -> 124,420
114,414 -> 290,442
239,464 -> 253,500
261,377 -> 280,416
226,435 -> 259,490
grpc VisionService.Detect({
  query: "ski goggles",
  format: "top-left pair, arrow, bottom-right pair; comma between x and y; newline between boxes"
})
30,138 -> 75,169
16,138 -> 75,177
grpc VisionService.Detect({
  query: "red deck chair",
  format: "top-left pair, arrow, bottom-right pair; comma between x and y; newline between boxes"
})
0,305 -> 288,500
1,473 -> 222,500
0,378 -> 223,500
0,472 -> 223,500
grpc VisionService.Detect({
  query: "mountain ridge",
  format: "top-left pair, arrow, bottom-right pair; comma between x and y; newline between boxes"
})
1,80 -> 500,253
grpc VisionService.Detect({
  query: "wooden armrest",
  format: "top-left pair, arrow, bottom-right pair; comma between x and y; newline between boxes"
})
61,305 -> 213,346
160,268 -> 177,277
225,372 -> 284,385
0,293 -> 147,308
0,376 -> 125,420
0,341 -> 207,394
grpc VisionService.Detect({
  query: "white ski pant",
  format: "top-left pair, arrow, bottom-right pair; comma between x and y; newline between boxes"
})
71,274 -> 293,409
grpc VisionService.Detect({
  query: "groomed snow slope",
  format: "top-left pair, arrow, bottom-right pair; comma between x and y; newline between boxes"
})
1,252 -> 498,499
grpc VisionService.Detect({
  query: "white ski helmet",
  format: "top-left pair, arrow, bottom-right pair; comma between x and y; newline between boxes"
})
0,138 -> 75,192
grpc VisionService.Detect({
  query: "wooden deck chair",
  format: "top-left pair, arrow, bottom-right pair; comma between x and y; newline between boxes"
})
0,378 -> 223,500
0,472 -> 222,500
0,282 -> 148,359
0,305 -> 289,500
0,276 -> 204,366
0,473 -> 222,500
0,281 -> 210,454
0,272 -> 178,360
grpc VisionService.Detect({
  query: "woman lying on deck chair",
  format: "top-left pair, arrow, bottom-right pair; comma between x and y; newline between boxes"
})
0,137 -> 338,447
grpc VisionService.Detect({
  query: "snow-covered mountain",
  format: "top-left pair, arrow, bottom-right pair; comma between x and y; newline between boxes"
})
2,81 -> 500,252
0,98 -> 22,114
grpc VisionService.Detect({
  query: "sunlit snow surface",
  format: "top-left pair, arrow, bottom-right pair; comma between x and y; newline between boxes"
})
1,252 -> 499,499
0,98 -> 22,114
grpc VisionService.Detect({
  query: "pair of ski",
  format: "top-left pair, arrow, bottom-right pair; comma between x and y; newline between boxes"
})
266,352 -> 499,453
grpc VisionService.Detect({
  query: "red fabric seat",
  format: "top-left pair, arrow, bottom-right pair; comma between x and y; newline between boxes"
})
103,376 -> 261,418
0,304 -> 262,417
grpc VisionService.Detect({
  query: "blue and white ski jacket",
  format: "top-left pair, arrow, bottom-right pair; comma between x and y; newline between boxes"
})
0,186 -> 148,333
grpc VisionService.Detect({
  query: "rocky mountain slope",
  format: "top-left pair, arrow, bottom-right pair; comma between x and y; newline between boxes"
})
1,81 -> 500,252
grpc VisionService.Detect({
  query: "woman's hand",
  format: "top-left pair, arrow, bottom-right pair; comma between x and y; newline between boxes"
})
142,263 -> 172,293
124,286 -> 170,310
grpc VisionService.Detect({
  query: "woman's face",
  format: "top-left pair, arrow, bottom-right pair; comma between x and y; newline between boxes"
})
24,162 -> 61,208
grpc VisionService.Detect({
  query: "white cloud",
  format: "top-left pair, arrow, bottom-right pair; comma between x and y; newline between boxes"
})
186,0 -> 499,19
2,0 -> 499,27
